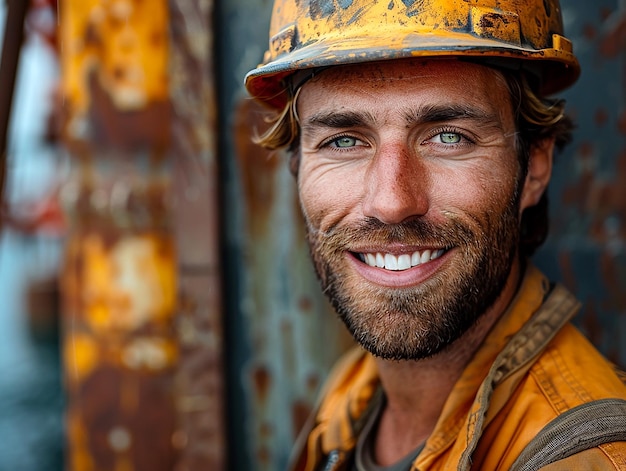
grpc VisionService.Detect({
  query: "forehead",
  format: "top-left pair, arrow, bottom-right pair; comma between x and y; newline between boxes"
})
297,58 -> 512,117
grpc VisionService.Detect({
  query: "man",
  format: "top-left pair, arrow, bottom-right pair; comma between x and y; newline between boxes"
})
245,1 -> 626,470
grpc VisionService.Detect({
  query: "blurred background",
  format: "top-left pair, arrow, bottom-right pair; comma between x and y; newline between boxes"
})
0,0 -> 623,470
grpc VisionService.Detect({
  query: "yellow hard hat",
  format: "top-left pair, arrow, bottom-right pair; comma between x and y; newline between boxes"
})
245,0 -> 580,109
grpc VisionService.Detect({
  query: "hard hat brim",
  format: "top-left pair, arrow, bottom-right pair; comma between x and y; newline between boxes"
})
245,33 -> 580,109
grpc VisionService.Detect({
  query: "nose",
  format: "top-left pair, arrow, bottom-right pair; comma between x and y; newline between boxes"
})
362,143 -> 430,224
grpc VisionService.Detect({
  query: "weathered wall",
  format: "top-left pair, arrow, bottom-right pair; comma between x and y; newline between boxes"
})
217,1 -> 354,470
59,0 -> 225,469
59,2 -> 179,469
535,0 -> 626,367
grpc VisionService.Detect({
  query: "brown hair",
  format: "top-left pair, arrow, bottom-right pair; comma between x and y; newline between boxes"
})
503,71 -> 573,256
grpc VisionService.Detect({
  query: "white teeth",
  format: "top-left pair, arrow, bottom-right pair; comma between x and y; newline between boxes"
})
359,249 -> 445,271
376,253 -> 385,268
397,254 -> 411,270
384,254 -> 398,270
411,252 -> 420,266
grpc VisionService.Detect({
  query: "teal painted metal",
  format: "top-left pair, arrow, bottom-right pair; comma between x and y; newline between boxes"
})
536,0 -> 626,368
217,2 -> 354,470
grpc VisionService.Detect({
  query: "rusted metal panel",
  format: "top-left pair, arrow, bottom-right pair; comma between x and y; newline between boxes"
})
61,221 -> 179,471
61,0 -> 226,465
168,0 -> 226,469
537,0 -> 626,368
60,0 -> 170,131
219,1 -> 354,469
58,0 -> 181,470
231,96 -> 354,471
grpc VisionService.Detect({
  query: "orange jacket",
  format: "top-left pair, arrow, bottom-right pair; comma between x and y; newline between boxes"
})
288,265 -> 626,470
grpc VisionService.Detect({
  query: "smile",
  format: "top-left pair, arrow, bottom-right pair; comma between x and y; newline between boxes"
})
357,249 -> 446,271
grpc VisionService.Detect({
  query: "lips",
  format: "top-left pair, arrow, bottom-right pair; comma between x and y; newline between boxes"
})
356,249 -> 446,271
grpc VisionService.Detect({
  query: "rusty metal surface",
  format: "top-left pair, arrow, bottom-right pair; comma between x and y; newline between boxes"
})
536,0 -> 626,368
218,1 -> 354,470
221,0 -> 625,470
60,0 -> 227,469
59,1 -> 180,470
61,221 -> 179,471
230,96 -> 354,471
168,0 -> 226,469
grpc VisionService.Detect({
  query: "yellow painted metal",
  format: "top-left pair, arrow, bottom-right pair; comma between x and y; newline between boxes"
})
62,226 -> 179,471
59,0 -> 180,469
60,0 -> 170,135
245,0 -> 580,109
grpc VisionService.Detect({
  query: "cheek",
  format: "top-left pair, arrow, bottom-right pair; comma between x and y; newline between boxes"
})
474,169 -> 521,221
430,160 -> 519,216
298,168 -> 363,229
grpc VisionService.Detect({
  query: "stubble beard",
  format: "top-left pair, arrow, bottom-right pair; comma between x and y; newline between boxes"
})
305,193 -> 521,361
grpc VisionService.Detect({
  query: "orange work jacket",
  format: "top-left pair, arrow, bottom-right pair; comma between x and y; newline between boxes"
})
288,264 -> 626,470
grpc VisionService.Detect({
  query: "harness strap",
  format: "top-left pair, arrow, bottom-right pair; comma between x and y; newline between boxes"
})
459,284 -> 580,469
510,398 -> 626,471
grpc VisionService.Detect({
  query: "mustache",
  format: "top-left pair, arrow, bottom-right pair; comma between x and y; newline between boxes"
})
310,216 -> 473,248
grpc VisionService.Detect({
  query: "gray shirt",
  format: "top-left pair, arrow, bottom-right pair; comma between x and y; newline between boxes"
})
352,394 -> 424,471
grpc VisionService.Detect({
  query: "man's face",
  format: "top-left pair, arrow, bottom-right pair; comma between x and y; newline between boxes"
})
296,59 -> 530,360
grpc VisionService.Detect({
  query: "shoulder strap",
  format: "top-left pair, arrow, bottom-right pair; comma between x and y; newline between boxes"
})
459,284 -> 580,469
509,398 -> 626,471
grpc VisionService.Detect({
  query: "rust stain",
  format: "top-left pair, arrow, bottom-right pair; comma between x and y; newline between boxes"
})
259,421 -> 274,439
578,141 -> 594,159
600,252 -> 626,311
613,149 -> 626,236
583,23 -> 597,40
600,7 -> 614,21
86,73 -> 171,152
60,0 -> 170,119
599,10 -> 626,57
298,295 -> 314,312
566,144 -> 626,242
252,366 -> 272,403
306,373 -> 320,394
62,226 -> 179,471
66,364 -> 177,471
618,111 -> 626,136
256,446 -> 271,466
281,318 -> 293,335
561,169 -> 591,210
594,108 -> 608,126
560,141 -> 596,214
233,98 -> 282,239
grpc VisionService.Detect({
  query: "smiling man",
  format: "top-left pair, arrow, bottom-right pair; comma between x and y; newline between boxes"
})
245,1 -> 626,470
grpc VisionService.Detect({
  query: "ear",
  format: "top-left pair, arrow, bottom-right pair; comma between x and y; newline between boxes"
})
520,138 -> 554,211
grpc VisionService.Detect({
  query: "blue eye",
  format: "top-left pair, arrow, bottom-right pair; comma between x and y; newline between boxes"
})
333,136 -> 358,148
439,132 -> 462,144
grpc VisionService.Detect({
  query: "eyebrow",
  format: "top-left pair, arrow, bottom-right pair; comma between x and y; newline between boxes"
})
301,104 -> 503,132
402,104 -> 502,128
302,110 -> 377,129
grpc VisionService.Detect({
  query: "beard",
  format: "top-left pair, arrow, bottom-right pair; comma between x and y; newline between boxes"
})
305,191 -> 522,361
